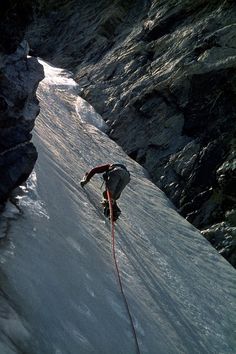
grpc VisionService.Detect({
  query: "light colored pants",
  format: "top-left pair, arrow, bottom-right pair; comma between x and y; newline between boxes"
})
105,167 -> 130,200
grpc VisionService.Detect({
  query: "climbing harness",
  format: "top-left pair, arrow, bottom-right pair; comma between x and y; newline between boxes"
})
107,189 -> 141,354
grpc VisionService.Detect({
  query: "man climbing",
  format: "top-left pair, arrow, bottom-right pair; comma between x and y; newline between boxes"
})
80,163 -> 130,221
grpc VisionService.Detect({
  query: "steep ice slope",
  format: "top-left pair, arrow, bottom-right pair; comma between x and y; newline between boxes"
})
0,61 -> 235,354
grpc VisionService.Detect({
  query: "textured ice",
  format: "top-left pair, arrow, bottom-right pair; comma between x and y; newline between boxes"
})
0,60 -> 235,354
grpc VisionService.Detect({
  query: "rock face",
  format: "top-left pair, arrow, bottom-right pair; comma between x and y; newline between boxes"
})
0,0 -> 32,55
0,2 -> 44,204
0,2 -> 44,351
27,0 -> 236,266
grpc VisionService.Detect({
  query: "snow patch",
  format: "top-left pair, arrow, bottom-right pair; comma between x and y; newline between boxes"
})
15,170 -> 49,219
39,59 -> 108,133
38,59 -> 78,90
75,96 -> 108,132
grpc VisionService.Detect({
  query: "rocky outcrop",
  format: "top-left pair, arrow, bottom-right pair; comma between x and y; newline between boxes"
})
0,2 -> 44,204
0,2 -> 44,350
202,148 -> 236,266
0,0 -> 32,55
27,0 -> 236,266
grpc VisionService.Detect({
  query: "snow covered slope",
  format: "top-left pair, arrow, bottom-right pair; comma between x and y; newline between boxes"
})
0,60 -> 235,354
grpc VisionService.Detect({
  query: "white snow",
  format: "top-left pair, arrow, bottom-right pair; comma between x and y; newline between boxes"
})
0,60 -> 235,354
39,58 -> 108,132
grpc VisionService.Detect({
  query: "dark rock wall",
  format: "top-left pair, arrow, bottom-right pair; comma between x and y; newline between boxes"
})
0,1 -> 44,204
0,2 -> 44,351
27,0 -> 236,266
0,0 -> 32,54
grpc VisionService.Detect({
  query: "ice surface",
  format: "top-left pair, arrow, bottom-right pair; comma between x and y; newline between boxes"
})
0,60 -> 235,354
39,58 -> 108,132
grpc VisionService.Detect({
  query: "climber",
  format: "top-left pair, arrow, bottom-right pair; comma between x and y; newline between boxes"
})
80,163 -> 130,220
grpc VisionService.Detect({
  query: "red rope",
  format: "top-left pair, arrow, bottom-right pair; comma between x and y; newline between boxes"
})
107,189 -> 141,354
